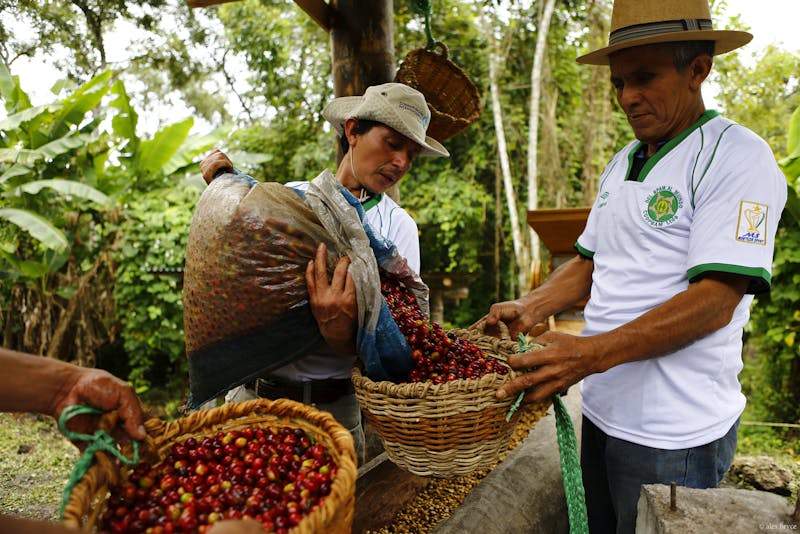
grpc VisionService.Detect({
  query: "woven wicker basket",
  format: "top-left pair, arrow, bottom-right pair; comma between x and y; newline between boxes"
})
62,398 -> 358,533
394,42 -> 481,142
352,328 -> 520,477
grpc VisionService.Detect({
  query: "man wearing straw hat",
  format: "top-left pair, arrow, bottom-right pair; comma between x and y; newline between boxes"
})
200,82 -> 449,464
480,0 -> 787,531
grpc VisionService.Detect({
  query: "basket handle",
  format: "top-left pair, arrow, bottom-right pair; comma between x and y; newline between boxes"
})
429,40 -> 448,58
470,317 -> 512,341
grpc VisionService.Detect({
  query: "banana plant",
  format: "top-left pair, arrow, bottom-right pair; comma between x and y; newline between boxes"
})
0,65 -> 113,279
0,63 -> 227,280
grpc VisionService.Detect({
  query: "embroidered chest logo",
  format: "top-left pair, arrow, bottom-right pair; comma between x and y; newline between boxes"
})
643,186 -> 683,227
736,201 -> 768,245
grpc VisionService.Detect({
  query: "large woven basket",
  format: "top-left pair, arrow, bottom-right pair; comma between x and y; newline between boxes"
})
62,398 -> 358,533
352,328 -> 520,477
394,42 -> 481,142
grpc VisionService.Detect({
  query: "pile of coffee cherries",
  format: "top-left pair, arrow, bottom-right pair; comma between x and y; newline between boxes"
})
100,426 -> 338,533
380,273 -> 509,383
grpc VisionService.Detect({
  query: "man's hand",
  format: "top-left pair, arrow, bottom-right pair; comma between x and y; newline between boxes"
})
495,330 -> 599,403
471,298 -> 545,341
306,243 -> 358,355
0,348 -> 147,443
200,148 -> 234,184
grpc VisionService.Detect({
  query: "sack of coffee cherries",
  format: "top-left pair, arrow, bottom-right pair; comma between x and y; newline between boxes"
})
183,169 -> 428,408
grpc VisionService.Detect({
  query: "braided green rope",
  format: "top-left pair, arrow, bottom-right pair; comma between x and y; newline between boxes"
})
508,335 -> 589,534
410,0 -> 436,50
57,405 -> 140,519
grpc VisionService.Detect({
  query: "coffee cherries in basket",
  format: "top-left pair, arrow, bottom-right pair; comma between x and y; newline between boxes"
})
380,274 -> 510,384
100,426 -> 338,534
355,274 -> 521,477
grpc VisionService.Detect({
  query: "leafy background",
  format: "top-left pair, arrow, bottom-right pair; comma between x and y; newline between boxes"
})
0,0 -> 798,458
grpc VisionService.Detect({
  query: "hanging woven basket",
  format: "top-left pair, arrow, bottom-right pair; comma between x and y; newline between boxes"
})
394,42 -> 481,142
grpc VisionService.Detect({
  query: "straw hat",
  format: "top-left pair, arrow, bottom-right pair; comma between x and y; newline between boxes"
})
323,83 -> 449,158
577,0 -> 752,65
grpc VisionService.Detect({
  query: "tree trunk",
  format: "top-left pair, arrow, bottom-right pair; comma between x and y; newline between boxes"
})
330,0 -> 395,97
485,13 -> 526,296
329,0 -> 398,199
495,161 -> 503,301
527,0 -> 557,273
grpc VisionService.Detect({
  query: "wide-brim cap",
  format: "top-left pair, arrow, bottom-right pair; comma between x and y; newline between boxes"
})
323,83 -> 449,158
577,0 -> 752,65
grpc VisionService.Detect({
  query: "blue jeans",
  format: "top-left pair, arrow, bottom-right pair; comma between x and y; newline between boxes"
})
580,416 -> 739,534
315,393 -> 366,466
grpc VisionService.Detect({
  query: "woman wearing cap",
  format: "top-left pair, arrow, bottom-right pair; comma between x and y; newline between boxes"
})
200,83 -> 448,463
477,0 -> 787,531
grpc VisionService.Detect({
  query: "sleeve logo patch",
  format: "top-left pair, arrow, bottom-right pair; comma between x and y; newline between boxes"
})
736,201 -> 768,245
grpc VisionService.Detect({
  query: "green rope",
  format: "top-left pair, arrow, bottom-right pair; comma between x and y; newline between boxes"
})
410,0 -> 436,50
57,405 -> 140,519
508,335 -> 589,534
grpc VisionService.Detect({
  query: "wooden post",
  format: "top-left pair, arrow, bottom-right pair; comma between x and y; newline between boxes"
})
330,0 -> 395,98
330,0 -> 400,202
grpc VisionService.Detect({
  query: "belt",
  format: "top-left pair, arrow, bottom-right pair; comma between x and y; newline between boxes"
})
248,377 -> 354,405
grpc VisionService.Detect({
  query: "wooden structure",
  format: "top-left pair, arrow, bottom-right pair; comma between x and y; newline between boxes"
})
527,207 -> 591,275
528,207 -> 591,324
422,272 -> 478,325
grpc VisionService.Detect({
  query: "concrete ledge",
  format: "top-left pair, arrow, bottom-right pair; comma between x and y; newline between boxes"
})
636,483 -> 796,534
432,386 -> 583,534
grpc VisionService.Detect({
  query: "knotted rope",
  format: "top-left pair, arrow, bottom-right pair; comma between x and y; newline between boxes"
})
410,0 -> 437,50
57,405 -> 140,518
507,335 -> 589,534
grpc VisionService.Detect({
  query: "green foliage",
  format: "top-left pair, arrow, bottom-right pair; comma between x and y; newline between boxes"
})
738,347 -> 800,458
1,1 -> 232,126
713,46 -> 800,156
0,63 -> 222,395
226,121 -> 333,184
745,104 -> 800,438
0,66 -> 115,282
404,165 -> 491,274
216,0 -> 332,122
110,184 -> 200,393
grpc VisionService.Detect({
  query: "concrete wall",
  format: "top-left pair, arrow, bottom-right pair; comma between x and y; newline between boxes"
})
636,483 -> 796,534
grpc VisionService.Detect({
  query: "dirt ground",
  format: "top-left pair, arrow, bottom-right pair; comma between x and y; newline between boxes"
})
0,412 -> 79,522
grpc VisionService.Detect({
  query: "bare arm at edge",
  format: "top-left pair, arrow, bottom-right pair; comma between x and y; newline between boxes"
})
0,348 -> 146,440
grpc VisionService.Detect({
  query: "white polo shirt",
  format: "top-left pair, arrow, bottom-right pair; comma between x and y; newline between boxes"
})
577,111 -> 787,449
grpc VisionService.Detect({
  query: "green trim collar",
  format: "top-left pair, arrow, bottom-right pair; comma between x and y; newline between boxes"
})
626,110 -> 719,182
361,193 -> 383,211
